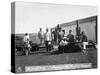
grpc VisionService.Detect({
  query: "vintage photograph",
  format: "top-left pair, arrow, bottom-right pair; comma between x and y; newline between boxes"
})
11,2 -> 98,73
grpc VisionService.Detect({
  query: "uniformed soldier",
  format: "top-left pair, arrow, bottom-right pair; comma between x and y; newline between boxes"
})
38,28 -> 44,45
67,30 -> 74,43
44,28 -> 52,52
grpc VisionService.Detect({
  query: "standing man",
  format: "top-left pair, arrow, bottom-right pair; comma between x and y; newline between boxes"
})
67,30 -> 74,43
23,33 -> 31,55
58,28 -> 64,43
38,28 -> 44,45
44,28 -> 52,52
80,31 -> 88,53
55,24 -> 60,44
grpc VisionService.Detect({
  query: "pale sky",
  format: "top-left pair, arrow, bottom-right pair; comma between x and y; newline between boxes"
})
15,2 -> 97,34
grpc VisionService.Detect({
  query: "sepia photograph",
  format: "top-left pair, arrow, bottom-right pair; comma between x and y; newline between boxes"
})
11,1 -> 98,73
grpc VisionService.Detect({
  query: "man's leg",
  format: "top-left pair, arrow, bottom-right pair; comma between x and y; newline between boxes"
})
83,42 -> 88,54
78,43 -> 83,50
40,39 -> 42,45
47,41 -> 50,52
45,41 -> 48,52
83,42 -> 86,50
83,42 -> 88,49
41,38 -> 44,44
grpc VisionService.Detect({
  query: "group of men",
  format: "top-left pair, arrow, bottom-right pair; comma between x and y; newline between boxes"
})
59,29 -> 88,53
23,28 -> 52,52
23,26 -> 88,53
38,28 -> 52,52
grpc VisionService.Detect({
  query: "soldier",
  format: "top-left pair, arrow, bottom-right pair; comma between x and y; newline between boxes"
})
23,33 -> 31,55
38,28 -> 44,45
67,30 -> 74,43
44,28 -> 52,52
80,31 -> 88,54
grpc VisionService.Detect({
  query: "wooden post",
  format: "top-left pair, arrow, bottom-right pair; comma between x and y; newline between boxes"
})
95,16 -> 97,44
76,20 -> 79,36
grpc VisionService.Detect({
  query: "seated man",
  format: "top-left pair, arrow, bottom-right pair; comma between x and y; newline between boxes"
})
58,37 -> 69,53
59,36 -> 82,53
59,37 -> 68,46
77,31 -> 88,54
67,30 -> 74,43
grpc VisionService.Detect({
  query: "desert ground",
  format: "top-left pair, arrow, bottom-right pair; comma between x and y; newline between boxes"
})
15,48 -> 97,73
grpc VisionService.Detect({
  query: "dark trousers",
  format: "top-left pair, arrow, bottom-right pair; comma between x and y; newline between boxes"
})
45,41 -> 51,52
58,45 -> 64,53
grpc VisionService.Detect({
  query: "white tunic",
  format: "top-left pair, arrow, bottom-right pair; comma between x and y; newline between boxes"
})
24,35 -> 30,42
44,32 -> 51,41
